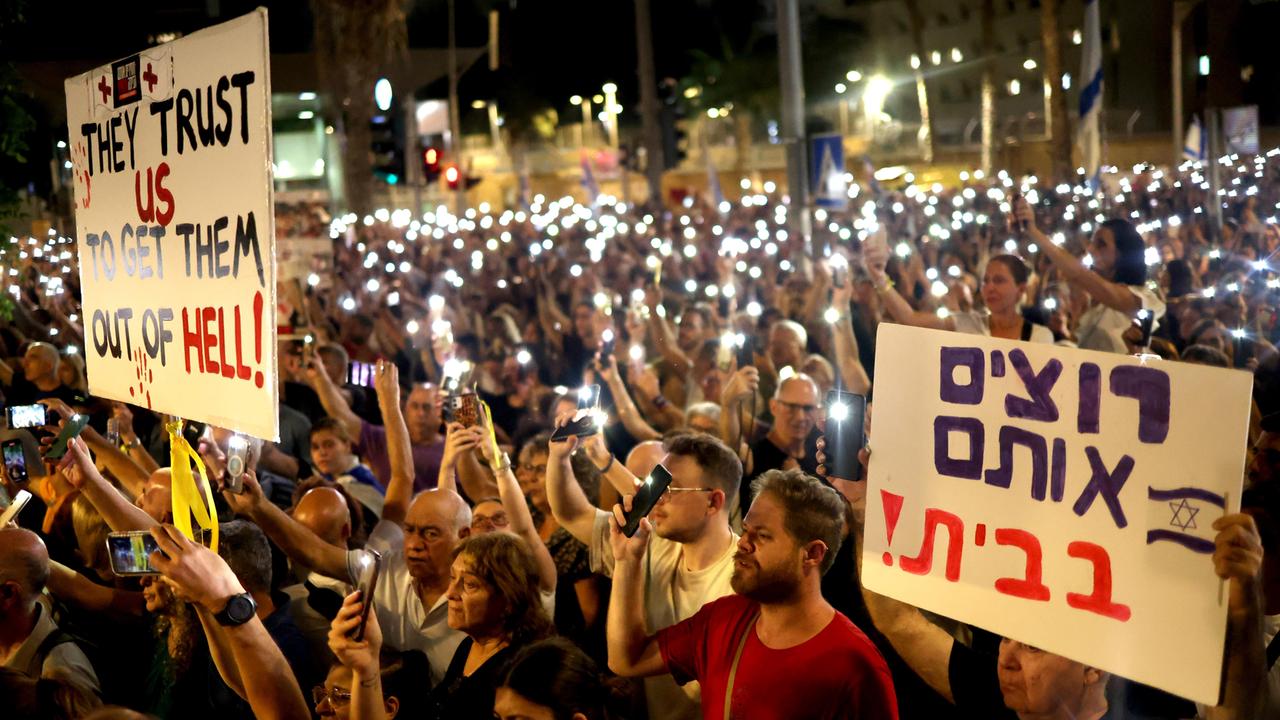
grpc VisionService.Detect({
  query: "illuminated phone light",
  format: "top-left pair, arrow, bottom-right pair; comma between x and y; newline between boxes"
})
601,328 -> 615,343
406,320 -> 420,334
429,295 -> 445,312
341,297 -> 357,312
779,366 -> 796,382
930,281 -> 948,298
936,307 -> 951,319
829,401 -> 849,421
824,307 -> 841,324
516,349 -> 532,365
1232,328 -> 1247,339
1226,282 -> 1240,293
746,301 -> 762,317
1202,287 -> 1217,298
629,345 -> 644,362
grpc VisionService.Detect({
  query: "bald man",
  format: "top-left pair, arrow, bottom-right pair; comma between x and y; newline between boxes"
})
741,373 -> 823,515
284,486 -> 358,666
227,473 -> 472,687
134,469 -> 172,523
0,343 -> 81,406
0,528 -> 100,701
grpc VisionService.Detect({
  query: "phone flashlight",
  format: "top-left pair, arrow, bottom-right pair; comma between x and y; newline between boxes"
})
516,349 -> 532,365
226,435 -> 249,493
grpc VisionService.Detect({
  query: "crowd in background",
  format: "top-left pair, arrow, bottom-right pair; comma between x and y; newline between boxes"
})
0,152 -> 1278,719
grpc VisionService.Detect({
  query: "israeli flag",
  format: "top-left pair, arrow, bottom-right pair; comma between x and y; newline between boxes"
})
1183,115 -> 1206,163
1145,486 -> 1224,555
1078,0 -> 1103,189
580,153 -> 600,206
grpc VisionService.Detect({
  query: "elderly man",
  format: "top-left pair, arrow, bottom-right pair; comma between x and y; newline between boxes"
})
0,342 -> 81,405
0,528 -> 101,702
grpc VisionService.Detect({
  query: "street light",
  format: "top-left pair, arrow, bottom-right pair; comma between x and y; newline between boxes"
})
846,70 -> 862,82
602,82 -> 619,148
571,95 -> 593,147
1023,58 -> 1038,71
835,82 -> 847,94
863,75 -> 893,142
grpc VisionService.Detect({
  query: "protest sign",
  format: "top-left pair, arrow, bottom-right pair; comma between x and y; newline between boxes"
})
64,10 -> 278,440
862,324 -> 1252,705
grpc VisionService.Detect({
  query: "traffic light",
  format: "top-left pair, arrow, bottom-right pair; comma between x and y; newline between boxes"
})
370,106 -> 404,185
423,146 -> 442,183
657,80 -> 688,170
444,164 -> 461,190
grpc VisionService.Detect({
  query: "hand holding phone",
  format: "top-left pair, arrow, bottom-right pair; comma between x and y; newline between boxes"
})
0,488 -> 31,527
823,391 -> 867,481
620,464 -> 674,537
352,549 -> 382,641
106,530 -> 163,576
45,414 -> 89,461
2,438 -> 28,486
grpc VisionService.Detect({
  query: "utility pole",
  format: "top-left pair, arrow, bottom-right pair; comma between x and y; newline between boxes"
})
776,0 -> 810,254
1171,0 -> 1202,166
635,0 -> 664,205
447,0 -> 465,214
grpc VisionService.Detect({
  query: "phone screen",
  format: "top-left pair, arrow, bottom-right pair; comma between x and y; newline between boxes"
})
353,549 -> 382,641
7,404 -> 46,430
622,464 -> 674,537
2,439 -> 27,485
349,361 -> 376,388
106,532 -> 162,576
576,384 -> 601,410
824,391 -> 867,481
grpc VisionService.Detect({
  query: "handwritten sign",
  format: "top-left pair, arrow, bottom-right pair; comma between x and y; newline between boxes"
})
862,324 -> 1251,705
64,10 -> 278,440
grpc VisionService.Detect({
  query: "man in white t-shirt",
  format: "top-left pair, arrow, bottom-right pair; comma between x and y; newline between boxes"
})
547,427 -> 742,720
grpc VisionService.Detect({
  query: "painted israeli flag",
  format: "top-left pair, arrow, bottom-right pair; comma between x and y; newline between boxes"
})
580,153 -> 600,206
1078,0 -> 1103,188
1145,486 -> 1224,554
1183,115 -> 1206,163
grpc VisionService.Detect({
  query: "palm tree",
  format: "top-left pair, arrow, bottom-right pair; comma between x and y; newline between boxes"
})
311,0 -> 409,216
1040,0 -> 1071,182
980,0 -> 997,175
905,0 -> 935,165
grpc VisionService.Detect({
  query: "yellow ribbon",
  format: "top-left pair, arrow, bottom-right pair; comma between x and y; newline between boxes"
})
166,420 -> 219,552
479,400 -> 503,470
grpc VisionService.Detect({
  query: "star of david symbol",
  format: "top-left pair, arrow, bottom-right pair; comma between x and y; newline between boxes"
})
1169,498 -> 1199,531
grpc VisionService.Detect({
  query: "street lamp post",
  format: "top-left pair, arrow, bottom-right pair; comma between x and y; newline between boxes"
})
570,95 -> 592,147
603,82 -> 620,149
835,82 -> 849,139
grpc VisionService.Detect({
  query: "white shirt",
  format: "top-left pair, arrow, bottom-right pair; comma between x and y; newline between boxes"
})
951,310 -> 1055,344
1075,285 -> 1166,354
3,597 -> 100,698
347,520 -> 464,686
590,511 -> 738,720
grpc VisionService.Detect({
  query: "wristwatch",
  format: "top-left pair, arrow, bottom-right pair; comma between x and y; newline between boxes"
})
213,592 -> 257,626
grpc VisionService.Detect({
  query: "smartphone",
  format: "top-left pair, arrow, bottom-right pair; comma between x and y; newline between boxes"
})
7,404 -> 46,430
598,336 -> 615,365
44,413 -> 89,461
225,434 -> 250,493
182,421 -> 207,451
106,417 -> 120,447
443,393 -> 480,428
823,390 -> 867,481
717,333 -> 738,372
550,409 -> 605,442
576,384 -> 601,410
735,334 -> 756,369
2,438 -> 27,485
353,549 -> 382,641
622,464 -> 675,537
0,488 -> 30,527
106,530 -> 163,576
349,361 -> 376,388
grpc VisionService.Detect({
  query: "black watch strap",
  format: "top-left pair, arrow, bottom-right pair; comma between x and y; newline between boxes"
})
213,592 -> 257,627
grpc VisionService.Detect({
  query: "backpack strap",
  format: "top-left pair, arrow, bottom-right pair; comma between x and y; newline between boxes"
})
723,610 -> 760,720
33,629 -> 75,668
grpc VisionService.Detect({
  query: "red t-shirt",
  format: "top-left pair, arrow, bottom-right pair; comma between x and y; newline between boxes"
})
656,594 -> 898,720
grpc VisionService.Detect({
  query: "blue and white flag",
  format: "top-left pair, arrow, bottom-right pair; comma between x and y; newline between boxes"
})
580,153 -> 600,206
1182,115 -> 1206,163
1145,485 -> 1225,554
1078,0 -> 1103,188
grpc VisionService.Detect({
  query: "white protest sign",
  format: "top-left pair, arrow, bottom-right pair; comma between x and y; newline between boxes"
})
862,324 -> 1251,705
64,10 -> 278,440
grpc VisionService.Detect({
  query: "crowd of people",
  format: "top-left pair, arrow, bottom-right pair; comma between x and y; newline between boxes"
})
0,152 -> 1278,719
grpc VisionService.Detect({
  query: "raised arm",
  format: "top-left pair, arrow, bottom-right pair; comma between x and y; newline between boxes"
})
373,360 -> 413,526
492,450 -> 557,593
544,418 -> 604,545
307,358 -> 364,440
598,358 -> 661,443
1015,198 -> 1142,315
46,560 -> 146,622
62,437 -> 159,532
222,470 -> 351,581
863,240 -> 954,331
644,286 -> 693,372
577,429 -> 642,505
830,282 -> 872,394
436,422 -> 480,494
1205,513 -> 1267,720
719,366 -> 760,460
605,510 -> 667,677
151,524 -> 311,720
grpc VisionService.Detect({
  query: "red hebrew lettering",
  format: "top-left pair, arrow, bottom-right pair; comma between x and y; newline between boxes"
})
993,528 -> 1050,601
1065,541 -> 1131,622
898,508 -> 964,582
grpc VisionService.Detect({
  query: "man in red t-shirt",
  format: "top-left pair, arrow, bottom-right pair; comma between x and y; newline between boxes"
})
607,467 -> 898,719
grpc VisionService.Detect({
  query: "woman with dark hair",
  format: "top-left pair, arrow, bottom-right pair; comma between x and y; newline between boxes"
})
1014,198 -> 1165,353
494,637 -> 630,720
865,247 -> 1054,343
328,532 -> 553,720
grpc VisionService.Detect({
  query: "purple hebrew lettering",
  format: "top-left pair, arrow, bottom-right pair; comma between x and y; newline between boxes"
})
940,347 -> 985,405
1072,447 -> 1134,528
991,350 -> 1006,377
1050,438 -> 1066,502
1109,366 -> 1171,443
993,528 -> 1051,601
934,416 -> 985,480
898,508 -> 965,582
984,425 -> 1049,500
1004,349 -> 1062,422
1078,363 -> 1101,434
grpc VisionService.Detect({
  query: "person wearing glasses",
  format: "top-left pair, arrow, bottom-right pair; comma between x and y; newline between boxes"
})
546,424 -> 743,720
313,650 -> 428,719
739,373 -> 823,517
